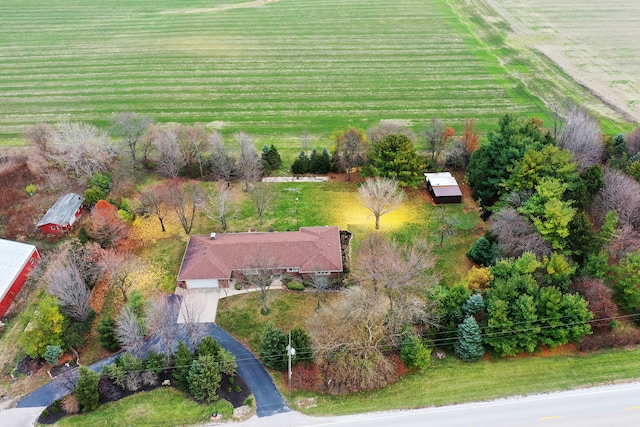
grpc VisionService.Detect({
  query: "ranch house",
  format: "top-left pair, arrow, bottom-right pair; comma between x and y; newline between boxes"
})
0,239 -> 39,318
177,226 -> 344,289
36,193 -> 84,235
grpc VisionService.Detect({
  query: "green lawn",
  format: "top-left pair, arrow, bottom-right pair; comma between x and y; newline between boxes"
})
0,0 -> 551,144
52,387 -> 236,427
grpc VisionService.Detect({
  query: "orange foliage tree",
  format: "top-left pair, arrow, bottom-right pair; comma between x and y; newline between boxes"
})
88,200 -> 129,248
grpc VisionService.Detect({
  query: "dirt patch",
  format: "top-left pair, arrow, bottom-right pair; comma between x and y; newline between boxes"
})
160,0 -> 282,15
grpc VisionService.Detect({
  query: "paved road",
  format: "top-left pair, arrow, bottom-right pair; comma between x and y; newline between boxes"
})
226,381 -> 640,427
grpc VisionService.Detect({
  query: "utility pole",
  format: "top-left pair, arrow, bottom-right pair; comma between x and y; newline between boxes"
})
287,331 -> 296,386
295,197 -> 299,229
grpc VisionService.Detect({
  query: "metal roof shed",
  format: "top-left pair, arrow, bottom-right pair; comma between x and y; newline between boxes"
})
424,172 -> 462,204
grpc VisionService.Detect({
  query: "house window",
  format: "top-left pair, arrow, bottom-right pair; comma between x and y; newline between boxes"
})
244,268 -> 259,276
315,271 -> 330,276
50,226 -> 56,230
286,267 -> 299,273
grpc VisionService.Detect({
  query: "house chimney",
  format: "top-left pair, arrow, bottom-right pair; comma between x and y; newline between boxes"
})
210,233 -> 216,240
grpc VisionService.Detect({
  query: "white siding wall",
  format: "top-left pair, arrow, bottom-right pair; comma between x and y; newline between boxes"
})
185,278 -> 219,289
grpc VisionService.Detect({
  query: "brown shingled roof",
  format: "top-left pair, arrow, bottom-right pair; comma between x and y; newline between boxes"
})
177,226 -> 343,281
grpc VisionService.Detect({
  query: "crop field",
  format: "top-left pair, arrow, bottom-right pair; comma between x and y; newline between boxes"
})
480,0 -> 640,125
485,0 -> 640,124
0,0 -> 552,145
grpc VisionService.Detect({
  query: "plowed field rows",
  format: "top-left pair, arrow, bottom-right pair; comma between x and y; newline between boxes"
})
0,0 -> 546,141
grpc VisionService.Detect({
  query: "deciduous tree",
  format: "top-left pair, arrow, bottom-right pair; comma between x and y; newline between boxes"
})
115,305 -> 147,357
42,261 -> 92,322
164,179 -> 203,234
236,132 -> 262,191
46,121 -> 117,179
306,286 -> 395,394
88,200 -> 129,249
20,295 -> 64,359
154,126 -> 185,178
109,112 -> 153,166
138,184 -> 169,232
209,131 -> 236,183
205,181 -> 237,232
357,177 -> 405,230
490,208 -> 551,259
556,103 -> 604,170
99,249 -> 143,303
589,168 -> 640,232
250,182 -> 275,225
333,127 -> 368,181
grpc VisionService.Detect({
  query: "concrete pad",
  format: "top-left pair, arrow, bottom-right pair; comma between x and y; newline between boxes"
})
176,288 -> 220,323
0,406 -> 46,427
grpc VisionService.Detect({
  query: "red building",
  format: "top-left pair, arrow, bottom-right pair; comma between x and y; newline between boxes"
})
36,193 -> 84,235
0,239 -> 39,318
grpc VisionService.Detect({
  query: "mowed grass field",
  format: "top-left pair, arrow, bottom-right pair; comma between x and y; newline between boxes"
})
0,0 -> 550,145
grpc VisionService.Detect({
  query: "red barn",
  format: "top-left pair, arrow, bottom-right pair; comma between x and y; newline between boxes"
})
36,193 -> 84,235
0,239 -> 39,318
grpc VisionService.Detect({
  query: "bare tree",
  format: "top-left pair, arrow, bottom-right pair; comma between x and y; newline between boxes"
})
423,118 -> 446,166
147,295 -> 180,358
236,132 -> 262,191
116,305 -> 147,357
99,250 -> 143,303
239,250 -> 279,315
490,208 -> 552,258
301,129 -> 312,155
434,207 -> 460,247
177,124 -> 210,178
43,262 -> 92,322
138,184 -> 169,232
589,168 -> 640,232
154,126 -> 185,178
334,127 -> 368,181
357,177 -> 405,230
556,103 -> 604,170
366,121 -> 416,144
60,239 -> 104,289
46,122 -> 117,179
139,124 -> 160,167
209,131 -> 236,183
250,182 -> 275,225
179,294 -> 207,348
164,179 -> 203,234
23,123 -> 55,155
306,286 -> 395,393
606,224 -> 640,264
353,234 -> 438,335
626,126 -> 640,157
109,112 -> 153,166
205,181 -> 237,232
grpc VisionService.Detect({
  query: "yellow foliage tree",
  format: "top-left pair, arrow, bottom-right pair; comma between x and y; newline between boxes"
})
464,266 -> 494,291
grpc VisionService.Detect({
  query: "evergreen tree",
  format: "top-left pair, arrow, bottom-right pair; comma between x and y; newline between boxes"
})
466,237 -> 499,266
75,366 -> 100,412
462,293 -> 486,318
454,316 -> 484,362
291,151 -> 310,174
261,144 -> 282,174
188,354 -> 222,403
172,341 -> 194,391
364,134 -> 427,188
400,334 -> 431,370
290,326 -> 314,364
196,336 -> 222,358
97,316 -> 120,352
260,321 -> 287,370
